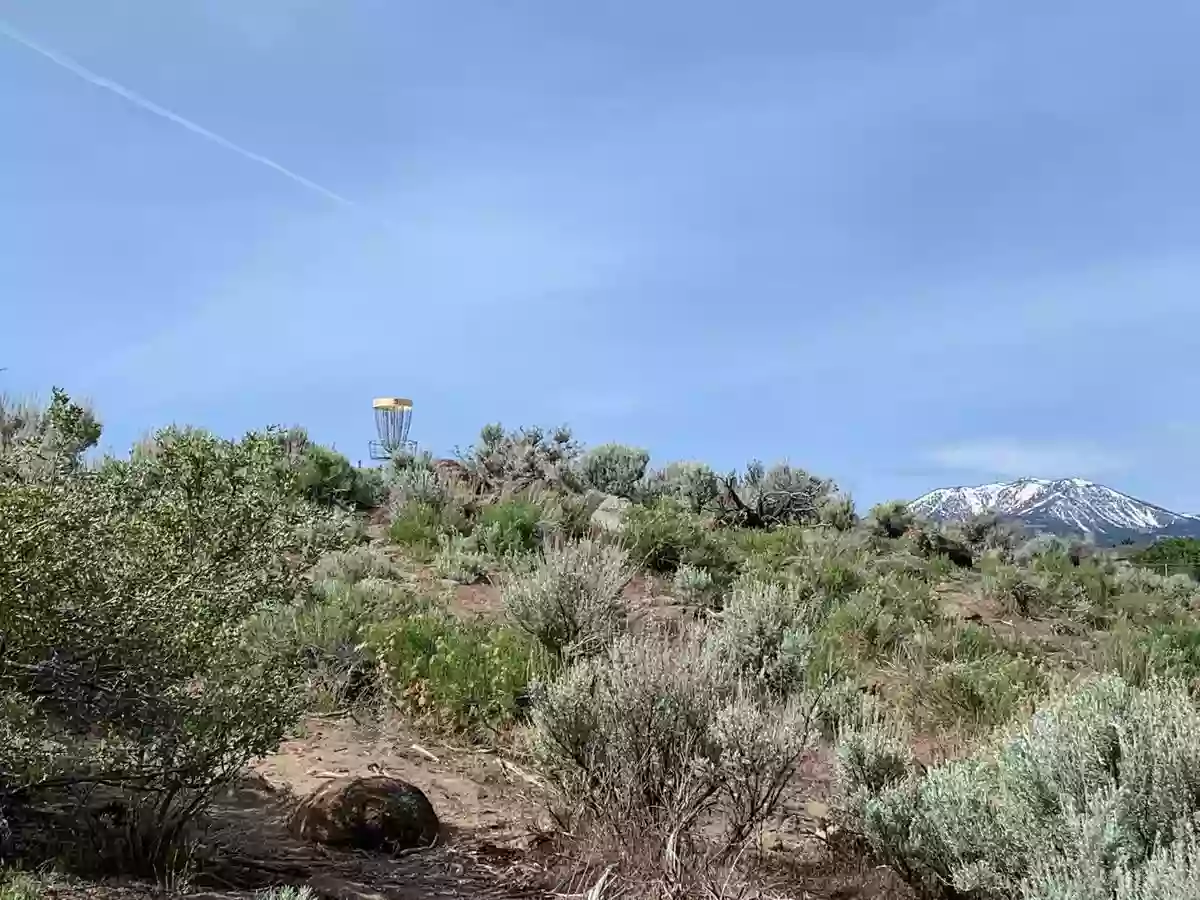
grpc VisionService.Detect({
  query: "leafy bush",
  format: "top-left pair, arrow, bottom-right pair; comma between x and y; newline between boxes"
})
706,577 -> 828,698
980,561 -> 1048,616
1131,538 -> 1200,581
387,465 -> 446,513
368,612 -> 550,737
1091,621 -> 1200,689
534,489 -> 597,541
952,512 -> 1027,561
577,443 -> 650,499
244,577 -> 420,710
818,492 -> 859,531
866,501 -> 915,540
0,399 -> 348,871
838,675 -> 1200,898
906,522 -> 974,568
743,526 -> 870,599
502,538 -> 631,661
475,498 -> 543,557
0,388 -> 101,474
293,437 -> 381,509
622,498 -> 735,575
389,501 -> 444,551
1111,563 -> 1200,605
813,573 -> 942,675
0,872 -> 44,900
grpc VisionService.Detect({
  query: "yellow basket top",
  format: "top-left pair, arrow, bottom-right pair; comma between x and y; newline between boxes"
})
372,397 -> 413,410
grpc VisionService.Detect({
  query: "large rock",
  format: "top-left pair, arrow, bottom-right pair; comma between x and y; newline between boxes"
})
589,493 -> 631,534
432,458 -> 469,484
288,775 -> 440,851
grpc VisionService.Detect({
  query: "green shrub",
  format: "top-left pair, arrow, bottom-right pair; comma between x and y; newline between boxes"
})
0,400 -> 348,872
951,512 -> 1026,560
389,501 -> 444,551
476,498 -> 543,556
622,498 -> 735,574
502,538 -> 631,661
865,501 -> 915,540
813,574 -> 942,674
900,654 -> 1045,732
735,525 -> 810,571
1131,537 -> 1200,581
818,493 -> 859,531
1111,564 -> 1199,606
244,577 -> 421,710
980,561 -> 1048,616
577,443 -> 650,499
534,489 -> 597,541
296,507 -> 368,548
0,872 -> 44,900
368,612 -> 550,738
295,440 -> 379,509
906,522 -> 974,568
0,388 -> 101,476
742,527 -> 870,599
1091,621 -> 1200,689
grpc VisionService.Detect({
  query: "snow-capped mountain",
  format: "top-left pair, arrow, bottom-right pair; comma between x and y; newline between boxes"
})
909,477 -> 1200,545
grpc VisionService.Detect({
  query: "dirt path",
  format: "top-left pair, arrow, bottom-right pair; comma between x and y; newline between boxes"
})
162,717 -> 554,900
251,717 -> 550,845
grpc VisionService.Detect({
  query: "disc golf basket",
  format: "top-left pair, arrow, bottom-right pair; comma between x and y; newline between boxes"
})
369,397 -> 416,460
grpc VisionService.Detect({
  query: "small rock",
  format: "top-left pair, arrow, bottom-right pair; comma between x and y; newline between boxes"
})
590,494 -> 631,533
288,775 -> 440,852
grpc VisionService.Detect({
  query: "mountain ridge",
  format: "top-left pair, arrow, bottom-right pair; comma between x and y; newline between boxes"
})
909,477 -> 1200,546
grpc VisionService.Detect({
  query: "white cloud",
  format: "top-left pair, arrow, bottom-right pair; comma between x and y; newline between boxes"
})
924,439 -> 1125,479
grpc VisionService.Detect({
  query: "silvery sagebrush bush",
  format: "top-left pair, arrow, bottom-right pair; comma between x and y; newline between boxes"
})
577,442 -> 650,500
502,537 -> 632,661
432,532 -> 490,584
705,576 -> 826,699
640,461 -> 722,514
459,422 -> 582,493
310,545 -> 406,585
529,629 -> 822,852
673,563 -> 716,606
837,674 -> 1200,899
387,465 -> 447,515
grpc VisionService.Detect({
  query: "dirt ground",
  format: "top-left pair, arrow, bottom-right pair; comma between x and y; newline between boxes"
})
201,713 -> 908,900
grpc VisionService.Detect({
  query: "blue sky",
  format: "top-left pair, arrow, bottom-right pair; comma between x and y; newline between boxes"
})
2,1 -> 1199,511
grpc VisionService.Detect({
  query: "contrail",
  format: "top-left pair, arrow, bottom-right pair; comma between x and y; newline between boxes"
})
0,20 -> 354,207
